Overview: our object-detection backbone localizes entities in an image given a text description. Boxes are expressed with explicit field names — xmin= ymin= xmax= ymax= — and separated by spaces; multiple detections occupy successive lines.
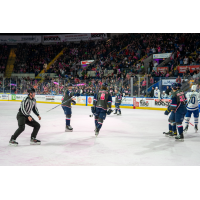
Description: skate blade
xmin=30 ymin=142 xmax=41 ymax=145
xmin=9 ymin=144 xmax=17 ymax=146
xmin=65 ymin=130 xmax=73 ymax=132
xmin=175 ymin=139 xmax=184 ymax=141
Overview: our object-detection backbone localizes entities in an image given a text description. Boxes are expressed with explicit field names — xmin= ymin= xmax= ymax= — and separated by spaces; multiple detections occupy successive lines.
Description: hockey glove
xmin=107 ymin=109 xmax=112 ymax=115
xmin=72 ymin=100 xmax=76 ymax=105
xmin=164 ymin=109 xmax=170 ymax=115
xmin=91 ymin=106 xmax=96 ymax=114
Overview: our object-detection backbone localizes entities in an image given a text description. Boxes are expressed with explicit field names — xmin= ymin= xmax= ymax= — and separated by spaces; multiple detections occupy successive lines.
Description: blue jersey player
xmin=91 ymin=83 xmax=112 ymax=136
xmin=164 ymin=83 xmax=187 ymax=140
xmin=61 ymin=83 xmax=76 ymax=132
xmin=114 ymin=89 xmax=122 ymax=115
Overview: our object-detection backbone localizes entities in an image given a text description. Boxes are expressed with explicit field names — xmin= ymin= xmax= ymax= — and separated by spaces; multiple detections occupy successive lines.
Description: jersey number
xmin=100 ymin=93 xmax=105 ymax=100
xmin=191 ymin=96 xmax=196 ymax=104
xmin=179 ymin=95 xmax=186 ymax=102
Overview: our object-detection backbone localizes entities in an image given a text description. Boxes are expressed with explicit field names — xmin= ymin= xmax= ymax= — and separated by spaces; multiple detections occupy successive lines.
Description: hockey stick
xmin=46 ymin=96 xmax=75 ymax=112
xmin=189 ymin=122 xmax=194 ymax=126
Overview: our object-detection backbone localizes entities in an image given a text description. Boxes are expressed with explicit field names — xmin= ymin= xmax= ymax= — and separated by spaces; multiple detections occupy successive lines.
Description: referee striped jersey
xmin=19 ymin=96 xmax=40 ymax=117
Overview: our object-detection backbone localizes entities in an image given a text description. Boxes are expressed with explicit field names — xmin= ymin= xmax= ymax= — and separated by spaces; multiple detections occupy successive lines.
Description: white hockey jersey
xmin=154 ymin=89 xmax=160 ymax=98
xmin=186 ymin=92 xmax=200 ymax=111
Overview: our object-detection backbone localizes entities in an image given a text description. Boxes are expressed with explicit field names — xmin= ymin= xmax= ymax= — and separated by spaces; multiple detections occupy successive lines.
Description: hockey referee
xmin=9 ymin=88 xmax=41 ymax=146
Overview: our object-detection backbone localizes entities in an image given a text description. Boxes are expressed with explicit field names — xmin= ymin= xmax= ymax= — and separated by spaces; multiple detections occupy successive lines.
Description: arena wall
xmin=0 ymin=94 xmax=169 ymax=111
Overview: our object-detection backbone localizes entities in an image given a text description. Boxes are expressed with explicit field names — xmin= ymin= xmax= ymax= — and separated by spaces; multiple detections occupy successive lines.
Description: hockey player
xmin=113 ymin=89 xmax=122 ymax=115
xmin=184 ymin=85 xmax=200 ymax=133
xmin=61 ymin=83 xmax=76 ymax=132
xmin=9 ymin=88 xmax=41 ymax=146
xmin=164 ymin=83 xmax=187 ymax=140
xmin=154 ymin=87 xmax=160 ymax=98
xmin=91 ymin=83 xmax=112 ymax=136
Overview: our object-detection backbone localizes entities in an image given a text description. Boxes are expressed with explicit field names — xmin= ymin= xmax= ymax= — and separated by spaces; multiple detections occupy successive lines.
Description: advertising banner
xmin=153 ymin=53 xmax=172 ymax=59
xmin=177 ymin=65 xmax=200 ymax=73
xmin=11 ymin=94 xmax=16 ymax=100
xmin=139 ymin=98 xmax=154 ymax=107
xmin=0 ymin=94 xmax=9 ymax=100
xmin=16 ymin=95 xmax=24 ymax=100
xmin=133 ymin=98 xmax=139 ymax=107
xmin=87 ymin=96 xmax=93 ymax=105
xmin=43 ymin=34 xmax=108 ymax=43
xmin=91 ymin=33 xmax=107 ymax=40
xmin=77 ymin=96 xmax=86 ymax=105
xmin=162 ymin=79 xmax=177 ymax=85
xmin=45 ymin=96 xmax=55 ymax=102
xmin=154 ymin=99 xmax=170 ymax=108
xmin=0 ymin=35 xmax=41 ymax=43
xmin=157 ymin=67 xmax=169 ymax=73
xmin=35 ymin=95 xmax=46 ymax=101
xmin=121 ymin=97 xmax=133 ymax=106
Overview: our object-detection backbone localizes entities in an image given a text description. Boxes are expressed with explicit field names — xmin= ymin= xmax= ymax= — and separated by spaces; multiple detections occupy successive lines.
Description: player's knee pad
xmin=66 ymin=114 xmax=71 ymax=119
xmin=171 ymin=122 xmax=176 ymax=126
xmin=176 ymin=123 xmax=182 ymax=126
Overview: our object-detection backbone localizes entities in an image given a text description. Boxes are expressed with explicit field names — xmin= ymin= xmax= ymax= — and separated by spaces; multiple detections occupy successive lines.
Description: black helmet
xmin=28 ymin=87 xmax=35 ymax=94
xmin=68 ymin=83 xmax=73 ymax=87
xmin=171 ymin=83 xmax=178 ymax=90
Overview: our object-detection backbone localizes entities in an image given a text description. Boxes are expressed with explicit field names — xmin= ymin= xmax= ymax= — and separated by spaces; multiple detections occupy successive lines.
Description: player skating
xmin=61 ymin=83 xmax=76 ymax=132
xmin=9 ymin=88 xmax=41 ymax=146
xmin=184 ymin=85 xmax=200 ymax=133
xmin=91 ymin=83 xmax=112 ymax=136
xmin=164 ymin=83 xmax=187 ymax=140
xmin=113 ymin=89 xmax=122 ymax=115
xmin=163 ymin=85 xmax=177 ymax=137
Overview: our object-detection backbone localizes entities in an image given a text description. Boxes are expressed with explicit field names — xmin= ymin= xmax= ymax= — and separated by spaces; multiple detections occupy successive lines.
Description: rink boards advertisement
xmin=0 ymin=95 xmax=170 ymax=110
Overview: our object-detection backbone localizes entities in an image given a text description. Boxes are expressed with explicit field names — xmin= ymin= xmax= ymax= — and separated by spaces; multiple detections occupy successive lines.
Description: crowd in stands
xmin=0 ymin=44 xmax=9 ymax=74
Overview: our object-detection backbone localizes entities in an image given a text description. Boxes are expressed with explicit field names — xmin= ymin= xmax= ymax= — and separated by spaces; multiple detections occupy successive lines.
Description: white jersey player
xmin=184 ymin=85 xmax=200 ymax=132
xmin=154 ymin=87 xmax=160 ymax=98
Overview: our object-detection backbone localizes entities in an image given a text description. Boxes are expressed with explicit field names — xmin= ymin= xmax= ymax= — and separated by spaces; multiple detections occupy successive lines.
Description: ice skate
xmin=30 ymin=137 xmax=41 ymax=145
xmin=163 ymin=130 xmax=172 ymax=137
xmin=65 ymin=125 xmax=73 ymax=132
xmin=183 ymin=125 xmax=188 ymax=133
xmin=169 ymin=130 xmax=177 ymax=137
xmin=195 ymin=125 xmax=198 ymax=133
xmin=95 ymin=128 xmax=100 ymax=137
xmin=9 ymin=139 xmax=18 ymax=146
xmin=175 ymin=134 xmax=184 ymax=141
xmin=117 ymin=110 xmax=121 ymax=115
xmin=113 ymin=110 xmax=117 ymax=114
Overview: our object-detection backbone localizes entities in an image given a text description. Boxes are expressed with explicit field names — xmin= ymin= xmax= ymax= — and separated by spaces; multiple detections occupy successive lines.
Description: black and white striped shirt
xmin=19 ymin=96 xmax=39 ymax=117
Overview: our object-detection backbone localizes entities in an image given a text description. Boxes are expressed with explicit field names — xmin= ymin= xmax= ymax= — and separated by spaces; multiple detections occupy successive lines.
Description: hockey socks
xmin=177 ymin=124 xmax=183 ymax=135
xmin=66 ymin=118 xmax=71 ymax=126
xmin=169 ymin=123 xmax=172 ymax=131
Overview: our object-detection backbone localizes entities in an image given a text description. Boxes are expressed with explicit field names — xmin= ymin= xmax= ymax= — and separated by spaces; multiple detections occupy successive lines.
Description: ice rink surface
xmin=1 ymin=101 xmax=200 ymax=166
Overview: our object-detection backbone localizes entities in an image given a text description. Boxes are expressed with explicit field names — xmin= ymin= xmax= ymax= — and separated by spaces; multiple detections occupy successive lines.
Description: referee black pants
xmin=11 ymin=111 xmax=41 ymax=140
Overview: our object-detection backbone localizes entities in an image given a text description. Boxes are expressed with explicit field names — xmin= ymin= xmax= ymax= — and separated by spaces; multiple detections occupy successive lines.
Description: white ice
xmin=1 ymin=101 xmax=200 ymax=166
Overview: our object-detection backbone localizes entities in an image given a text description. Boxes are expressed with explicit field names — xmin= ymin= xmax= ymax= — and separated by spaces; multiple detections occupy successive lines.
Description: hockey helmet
xmin=171 ymin=83 xmax=178 ymax=90
xmin=27 ymin=87 xmax=35 ymax=94
xmin=191 ymin=85 xmax=197 ymax=91
xmin=68 ymin=83 xmax=73 ymax=87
